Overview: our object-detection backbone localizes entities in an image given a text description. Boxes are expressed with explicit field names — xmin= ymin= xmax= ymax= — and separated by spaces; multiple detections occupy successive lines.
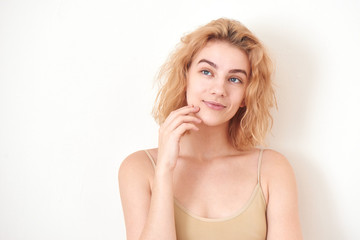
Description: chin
xmin=197 ymin=116 xmax=229 ymax=127
xmin=195 ymin=108 xmax=232 ymax=127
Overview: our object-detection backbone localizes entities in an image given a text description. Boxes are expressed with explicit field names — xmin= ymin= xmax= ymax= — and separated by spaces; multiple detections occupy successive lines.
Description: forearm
xmin=139 ymin=169 xmax=176 ymax=240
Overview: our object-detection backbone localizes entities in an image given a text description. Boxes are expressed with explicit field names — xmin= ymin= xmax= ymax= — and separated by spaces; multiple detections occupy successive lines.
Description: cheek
xmin=185 ymin=87 xmax=197 ymax=105
xmin=232 ymin=90 xmax=246 ymax=107
xmin=185 ymin=83 xmax=195 ymax=105
xmin=186 ymin=79 xmax=204 ymax=100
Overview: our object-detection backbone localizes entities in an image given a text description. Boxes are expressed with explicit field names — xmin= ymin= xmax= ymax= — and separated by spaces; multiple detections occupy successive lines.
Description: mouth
xmin=202 ymin=100 xmax=226 ymax=110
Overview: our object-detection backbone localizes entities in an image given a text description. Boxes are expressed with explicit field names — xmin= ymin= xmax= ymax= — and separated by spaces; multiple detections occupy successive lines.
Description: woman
xmin=119 ymin=18 xmax=302 ymax=240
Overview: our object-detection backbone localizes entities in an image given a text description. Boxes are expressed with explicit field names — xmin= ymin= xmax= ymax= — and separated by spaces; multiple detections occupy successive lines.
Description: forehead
xmin=191 ymin=40 xmax=250 ymax=73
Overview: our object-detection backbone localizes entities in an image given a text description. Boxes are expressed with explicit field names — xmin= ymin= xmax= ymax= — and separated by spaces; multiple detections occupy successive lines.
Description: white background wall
xmin=1 ymin=0 xmax=359 ymax=239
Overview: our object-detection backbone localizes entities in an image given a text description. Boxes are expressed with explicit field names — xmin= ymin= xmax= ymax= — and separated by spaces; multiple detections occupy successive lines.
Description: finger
xmin=159 ymin=114 xmax=201 ymax=137
xmin=163 ymin=105 xmax=200 ymax=127
xmin=173 ymin=122 xmax=199 ymax=137
xmin=166 ymin=115 xmax=201 ymax=132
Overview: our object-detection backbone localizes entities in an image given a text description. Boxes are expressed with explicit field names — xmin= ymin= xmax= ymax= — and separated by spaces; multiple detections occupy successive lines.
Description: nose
xmin=210 ymin=77 xmax=226 ymax=97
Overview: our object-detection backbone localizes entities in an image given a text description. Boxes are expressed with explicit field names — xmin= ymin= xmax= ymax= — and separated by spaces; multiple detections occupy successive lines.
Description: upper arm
xmin=263 ymin=150 xmax=303 ymax=240
xmin=118 ymin=151 xmax=153 ymax=240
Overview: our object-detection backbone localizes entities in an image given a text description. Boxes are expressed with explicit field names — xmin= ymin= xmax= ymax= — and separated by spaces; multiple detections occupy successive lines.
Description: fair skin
xmin=119 ymin=41 xmax=302 ymax=240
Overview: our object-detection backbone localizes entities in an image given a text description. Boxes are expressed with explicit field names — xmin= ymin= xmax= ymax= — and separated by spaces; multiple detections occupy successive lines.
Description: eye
xmin=201 ymin=70 xmax=212 ymax=76
xmin=229 ymin=77 xmax=242 ymax=84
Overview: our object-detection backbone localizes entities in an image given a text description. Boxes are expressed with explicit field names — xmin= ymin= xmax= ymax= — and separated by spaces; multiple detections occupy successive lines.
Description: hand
xmin=157 ymin=105 xmax=201 ymax=172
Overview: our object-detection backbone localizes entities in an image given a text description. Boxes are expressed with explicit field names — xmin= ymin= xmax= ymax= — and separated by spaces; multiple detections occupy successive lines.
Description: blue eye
xmin=201 ymin=70 xmax=212 ymax=76
xmin=229 ymin=77 xmax=242 ymax=83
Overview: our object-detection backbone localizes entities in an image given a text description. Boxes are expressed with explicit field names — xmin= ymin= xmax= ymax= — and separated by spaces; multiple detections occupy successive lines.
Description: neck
xmin=179 ymin=122 xmax=238 ymax=161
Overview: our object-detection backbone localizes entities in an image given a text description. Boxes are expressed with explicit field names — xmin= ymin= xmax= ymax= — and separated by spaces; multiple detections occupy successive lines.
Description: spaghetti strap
xmin=257 ymin=149 xmax=264 ymax=183
xmin=144 ymin=150 xmax=156 ymax=169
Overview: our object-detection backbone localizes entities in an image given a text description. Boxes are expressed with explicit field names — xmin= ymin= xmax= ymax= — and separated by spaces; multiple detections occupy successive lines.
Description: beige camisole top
xmin=144 ymin=149 xmax=267 ymax=240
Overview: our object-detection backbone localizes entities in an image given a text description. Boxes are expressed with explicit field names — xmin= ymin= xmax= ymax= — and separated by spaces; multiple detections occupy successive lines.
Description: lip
xmin=202 ymin=100 xmax=226 ymax=110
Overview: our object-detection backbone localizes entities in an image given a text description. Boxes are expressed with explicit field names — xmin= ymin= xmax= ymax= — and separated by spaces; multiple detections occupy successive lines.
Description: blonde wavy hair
xmin=152 ymin=18 xmax=276 ymax=150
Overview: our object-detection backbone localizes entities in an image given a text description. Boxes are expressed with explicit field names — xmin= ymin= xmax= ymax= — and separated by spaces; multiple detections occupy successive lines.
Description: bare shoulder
xmin=118 ymin=149 xmax=158 ymax=240
xmin=261 ymin=149 xmax=303 ymax=239
xmin=260 ymin=149 xmax=297 ymax=202
xmin=118 ymin=149 xmax=156 ymax=186
xmin=261 ymin=149 xmax=295 ymax=179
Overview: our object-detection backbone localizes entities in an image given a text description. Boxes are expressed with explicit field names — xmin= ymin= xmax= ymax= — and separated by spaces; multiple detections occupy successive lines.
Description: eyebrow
xmin=198 ymin=59 xmax=248 ymax=77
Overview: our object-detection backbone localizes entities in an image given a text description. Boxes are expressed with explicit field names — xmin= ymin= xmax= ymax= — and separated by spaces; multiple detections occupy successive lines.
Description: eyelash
xmin=200 ymin=70 xmax=243 ymax=84
xmin=229 ymin=77 xmax=243 ymax=84
xmin=201 ymin=70 xmax=212 ymax=76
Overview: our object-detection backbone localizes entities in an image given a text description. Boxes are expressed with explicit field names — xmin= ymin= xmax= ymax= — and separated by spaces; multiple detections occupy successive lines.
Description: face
xmin=186 ymin=40 xmax=250 ymax=127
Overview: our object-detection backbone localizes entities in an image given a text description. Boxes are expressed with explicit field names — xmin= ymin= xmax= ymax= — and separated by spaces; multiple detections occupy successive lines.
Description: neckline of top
xmin=143 ymin=149 xmax=266 ymax=222
xmin=173 ymin=183 xmax=265 ymax=222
